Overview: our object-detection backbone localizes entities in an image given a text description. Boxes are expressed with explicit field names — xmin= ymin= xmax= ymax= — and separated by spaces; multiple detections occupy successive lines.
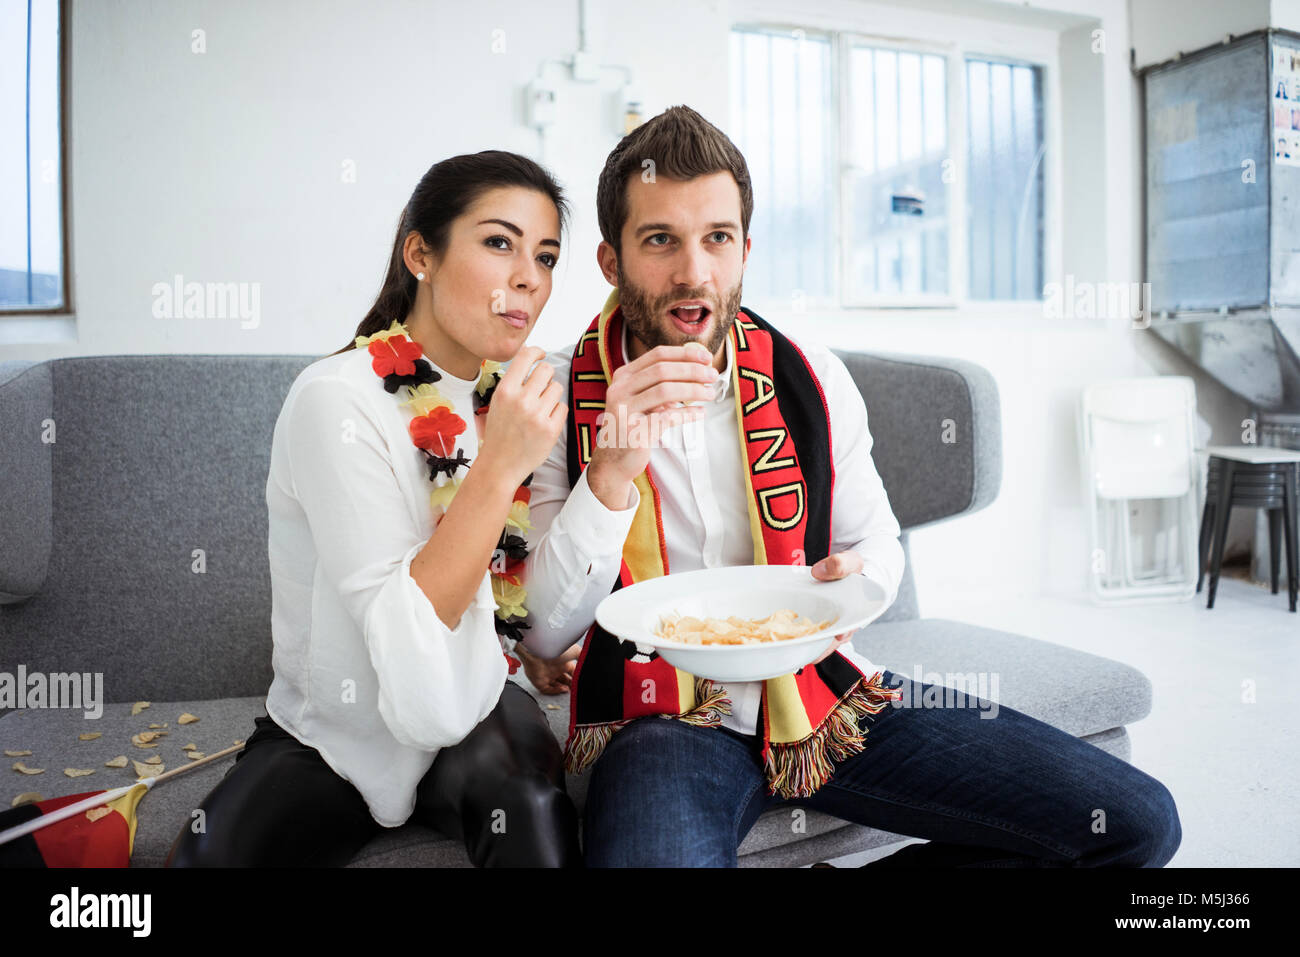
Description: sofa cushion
xmin=856 ymin=619 xmax=1153 ymax=735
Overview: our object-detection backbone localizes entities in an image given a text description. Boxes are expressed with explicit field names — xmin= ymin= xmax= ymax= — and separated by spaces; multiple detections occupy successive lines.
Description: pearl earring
xmin=416 ymin=272 xmax=425 ymax=281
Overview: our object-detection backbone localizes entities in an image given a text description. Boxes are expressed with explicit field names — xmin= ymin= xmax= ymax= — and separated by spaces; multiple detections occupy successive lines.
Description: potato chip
xmin=11 ymin=792 xmax=42 ymax=807
xmin=4 ymin=750 xmax=32 ymax=757
xmin=78 ymin=732 xmax=102 ymax=741
xmin=656 ymin=608 xmax=834 ymax=645
xmin=177 ymin=713 xmax=199 ymax=725
xmin=186 ymin=751 xmax=205 ymax=760
xmin=64 ymin=768 xmax=95 ymax=778
xmin=131 ymin=701 xmax=151 ymax=716
xmin=13 ymin=762 xmax=44 ymax=775
xmin=143 ymin=755 xmax=162 ymax=765
xmin=132 ymin=760 xmax=163 ymax=778
xmin=104 ymin=756 xmax=128 ymax=768
xmin=148 ymin=723 xmax=166 ymax=729
xmin=131 ymin=731 xmax=164 ymax=748
xmin=182 ymin=742 xmax=197 ymax=751
xmin=85 ymin=807 xmax=113 ymax=822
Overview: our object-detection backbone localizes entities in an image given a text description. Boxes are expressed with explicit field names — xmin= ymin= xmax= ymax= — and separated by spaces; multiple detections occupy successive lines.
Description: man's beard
xmin=616 ymin=265 xmax=742 ymax=358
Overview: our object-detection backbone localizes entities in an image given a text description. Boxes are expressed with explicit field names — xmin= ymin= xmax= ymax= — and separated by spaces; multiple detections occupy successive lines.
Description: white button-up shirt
xmin=264 ymin=347 xmax=508 ymax=826
xmin=522 ymin=322 xmax=905 ymax=735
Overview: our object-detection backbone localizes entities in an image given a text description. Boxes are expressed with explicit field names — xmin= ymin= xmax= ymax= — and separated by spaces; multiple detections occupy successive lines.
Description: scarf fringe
xmin=564 ymin=677 xmax=732 ymax=775
xmin=762 ymin=670 xmax=902 ymax=799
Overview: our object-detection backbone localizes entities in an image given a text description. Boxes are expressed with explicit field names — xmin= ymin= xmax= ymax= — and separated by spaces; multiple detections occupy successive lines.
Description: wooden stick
xmin=143 ymin=742 xmax=243 ymax=785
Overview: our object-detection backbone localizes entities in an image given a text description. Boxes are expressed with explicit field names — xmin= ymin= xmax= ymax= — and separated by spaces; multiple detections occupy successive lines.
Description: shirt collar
xmin=421 ymin=353 xmax=480 ymax=401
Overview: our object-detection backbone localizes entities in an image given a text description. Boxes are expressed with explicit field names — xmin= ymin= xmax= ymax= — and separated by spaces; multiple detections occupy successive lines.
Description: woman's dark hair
xmin=330 ymin=150 xmax=569 ymax=356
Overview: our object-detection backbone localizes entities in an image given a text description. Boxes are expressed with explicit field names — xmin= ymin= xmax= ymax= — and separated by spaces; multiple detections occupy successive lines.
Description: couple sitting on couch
xmin=166 ymin=105 xmax=1181 ymax=869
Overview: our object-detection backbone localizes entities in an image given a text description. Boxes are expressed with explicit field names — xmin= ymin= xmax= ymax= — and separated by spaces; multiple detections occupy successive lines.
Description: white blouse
xmin=264 ymin=345 xmax=508 ymax=827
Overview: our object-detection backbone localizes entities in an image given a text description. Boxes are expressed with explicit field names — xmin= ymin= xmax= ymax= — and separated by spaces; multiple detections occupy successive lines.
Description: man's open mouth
xmin=669 ymin=305 xmax=711 ymax=326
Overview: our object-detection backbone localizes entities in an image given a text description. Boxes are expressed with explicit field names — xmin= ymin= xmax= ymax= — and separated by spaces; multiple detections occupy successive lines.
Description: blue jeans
xmin=583 ymin=669 xmax=1181 ymax=867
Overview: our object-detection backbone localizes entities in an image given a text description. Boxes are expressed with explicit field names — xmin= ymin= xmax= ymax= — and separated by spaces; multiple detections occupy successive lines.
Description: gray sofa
xmin=0 ymin=350 xmax=1152 ymax=867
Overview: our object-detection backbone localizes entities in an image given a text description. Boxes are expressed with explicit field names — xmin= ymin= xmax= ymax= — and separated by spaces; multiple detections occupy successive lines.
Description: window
xmin=966 ymin=57 xmax=1045 ymax=301
xmin=1 ymin=0 xmax=66 ymax=313
xmin=729 ymin=25 xmax=1047 ymax=308
xmin=729 ymin=28 xmax=835 ymax=307
xmin=844 ymin=44 xmax=950 ymax=301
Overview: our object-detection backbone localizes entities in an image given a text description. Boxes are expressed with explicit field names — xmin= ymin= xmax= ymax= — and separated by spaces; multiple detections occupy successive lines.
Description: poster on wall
xmin=1274 ymin=45 xmax=1300 ymax=167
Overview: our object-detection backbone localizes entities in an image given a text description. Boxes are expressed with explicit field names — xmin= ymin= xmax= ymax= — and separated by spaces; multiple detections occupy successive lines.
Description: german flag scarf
xmin=562 ymin=289 xmax=900 ymax=798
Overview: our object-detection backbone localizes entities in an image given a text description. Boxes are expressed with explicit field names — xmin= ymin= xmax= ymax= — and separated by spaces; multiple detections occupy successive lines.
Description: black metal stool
xmin=1197 ymin=446 xmax=1300 ymax=610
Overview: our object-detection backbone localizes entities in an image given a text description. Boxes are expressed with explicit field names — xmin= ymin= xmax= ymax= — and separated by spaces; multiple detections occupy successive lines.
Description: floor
xmin=825 ymin=565 xmax=1299 ymax=867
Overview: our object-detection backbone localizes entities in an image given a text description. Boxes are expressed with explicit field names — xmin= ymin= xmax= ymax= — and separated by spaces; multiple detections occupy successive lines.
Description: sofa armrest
xmin=0 ymin=360 xmax=52 ymax=603
xmin=832 ymin=350 xmax=1002 ymax=531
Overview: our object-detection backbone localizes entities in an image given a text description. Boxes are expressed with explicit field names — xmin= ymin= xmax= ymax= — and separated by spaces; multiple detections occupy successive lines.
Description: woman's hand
xmin=517 ymin=641 xmax=580 ymax=695
xmin=478 ymin=346 xmax=567 ymax=486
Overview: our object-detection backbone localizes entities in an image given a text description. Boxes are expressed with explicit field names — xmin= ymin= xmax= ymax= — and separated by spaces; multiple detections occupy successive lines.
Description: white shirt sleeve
xmin=519 ymin=349 xmax=641 ymax=660
xmin=814 ymin=347 xmax=906 ymax=607
xmin=284 ymin=375 xmax=506 ymax=750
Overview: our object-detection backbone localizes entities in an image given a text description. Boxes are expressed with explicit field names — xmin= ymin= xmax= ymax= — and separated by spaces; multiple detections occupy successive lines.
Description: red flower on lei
xmin=409 ymin=406 xmax=467 ymax=458
xmin=368 ymin=334 xmax=423 ymax=378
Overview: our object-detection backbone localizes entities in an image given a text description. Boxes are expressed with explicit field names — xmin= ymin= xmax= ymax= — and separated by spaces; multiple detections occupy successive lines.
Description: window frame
xmin=731 ymin=16 xmax=1060 ymax=313
xmin=2 ymin=0 xmax=71 ymax=317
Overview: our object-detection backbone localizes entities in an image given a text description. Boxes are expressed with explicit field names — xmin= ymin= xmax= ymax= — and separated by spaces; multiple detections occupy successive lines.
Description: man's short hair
xmin=596 ymin=104 xmax=754 ymax=257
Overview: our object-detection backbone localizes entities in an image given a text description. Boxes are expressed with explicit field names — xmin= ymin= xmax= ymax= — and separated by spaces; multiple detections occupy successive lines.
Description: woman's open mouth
xmin=668 ymin=304 xmax=711 ymax=335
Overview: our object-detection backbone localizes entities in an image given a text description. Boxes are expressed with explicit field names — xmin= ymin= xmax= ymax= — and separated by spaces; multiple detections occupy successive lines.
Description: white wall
xmin=0 ymin=0 xmax=1258 ymax=610
xmin=1131 ymin=0 xmax=1271 ymax=69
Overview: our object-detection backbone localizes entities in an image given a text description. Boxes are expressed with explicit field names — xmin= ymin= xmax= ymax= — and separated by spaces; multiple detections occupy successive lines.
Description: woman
xmin=167 ymin=151 xmax=579 ymax=867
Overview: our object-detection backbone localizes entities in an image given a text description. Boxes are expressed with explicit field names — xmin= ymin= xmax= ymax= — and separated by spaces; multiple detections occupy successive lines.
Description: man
xmin=521 ymin=105 xmax=1182 ymax=867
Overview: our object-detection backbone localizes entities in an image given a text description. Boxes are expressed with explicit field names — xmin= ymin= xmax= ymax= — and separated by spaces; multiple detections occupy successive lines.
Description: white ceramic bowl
xmin=594 ymin=565 xmax=890 ymax=682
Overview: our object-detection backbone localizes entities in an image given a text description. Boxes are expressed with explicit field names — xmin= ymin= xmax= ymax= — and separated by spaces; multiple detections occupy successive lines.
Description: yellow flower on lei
xmin=354 ymin=320 xmax=408 ymax=349
xmin=430 ymin=477 xmax=462 ymax=514
xmin=476 ymin=360 xmax=502 ymax=398
xmin=492 ymin=577 xmax=528 ymax=620
xmin=402 ymin=382 xmax=454 ymax=417
xmin=505 ymin=500 xmax=531 ymax=533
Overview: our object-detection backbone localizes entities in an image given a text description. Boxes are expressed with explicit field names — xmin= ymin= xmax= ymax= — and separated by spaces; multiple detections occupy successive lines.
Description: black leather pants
xmin=165 ymin=682 xmax=580 ymax=867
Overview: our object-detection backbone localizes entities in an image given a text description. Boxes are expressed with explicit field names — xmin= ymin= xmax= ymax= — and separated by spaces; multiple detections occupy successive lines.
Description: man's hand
xmin=586 ymin=344 xmax=717 ymax=510
xmin=807 ymin=551 xmax=864 ymax=666
xmin=517 ymin=641 xmax=581 ymax=696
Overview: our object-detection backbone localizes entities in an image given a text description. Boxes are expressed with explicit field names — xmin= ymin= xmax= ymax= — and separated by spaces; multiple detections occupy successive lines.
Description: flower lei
xmin=354 ymin=319 xmax=531 ymax=675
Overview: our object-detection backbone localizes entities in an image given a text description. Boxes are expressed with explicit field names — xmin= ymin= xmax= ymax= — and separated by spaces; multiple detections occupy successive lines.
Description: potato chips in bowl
xmin=595 ymin=565 xmax=891 ymax=682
